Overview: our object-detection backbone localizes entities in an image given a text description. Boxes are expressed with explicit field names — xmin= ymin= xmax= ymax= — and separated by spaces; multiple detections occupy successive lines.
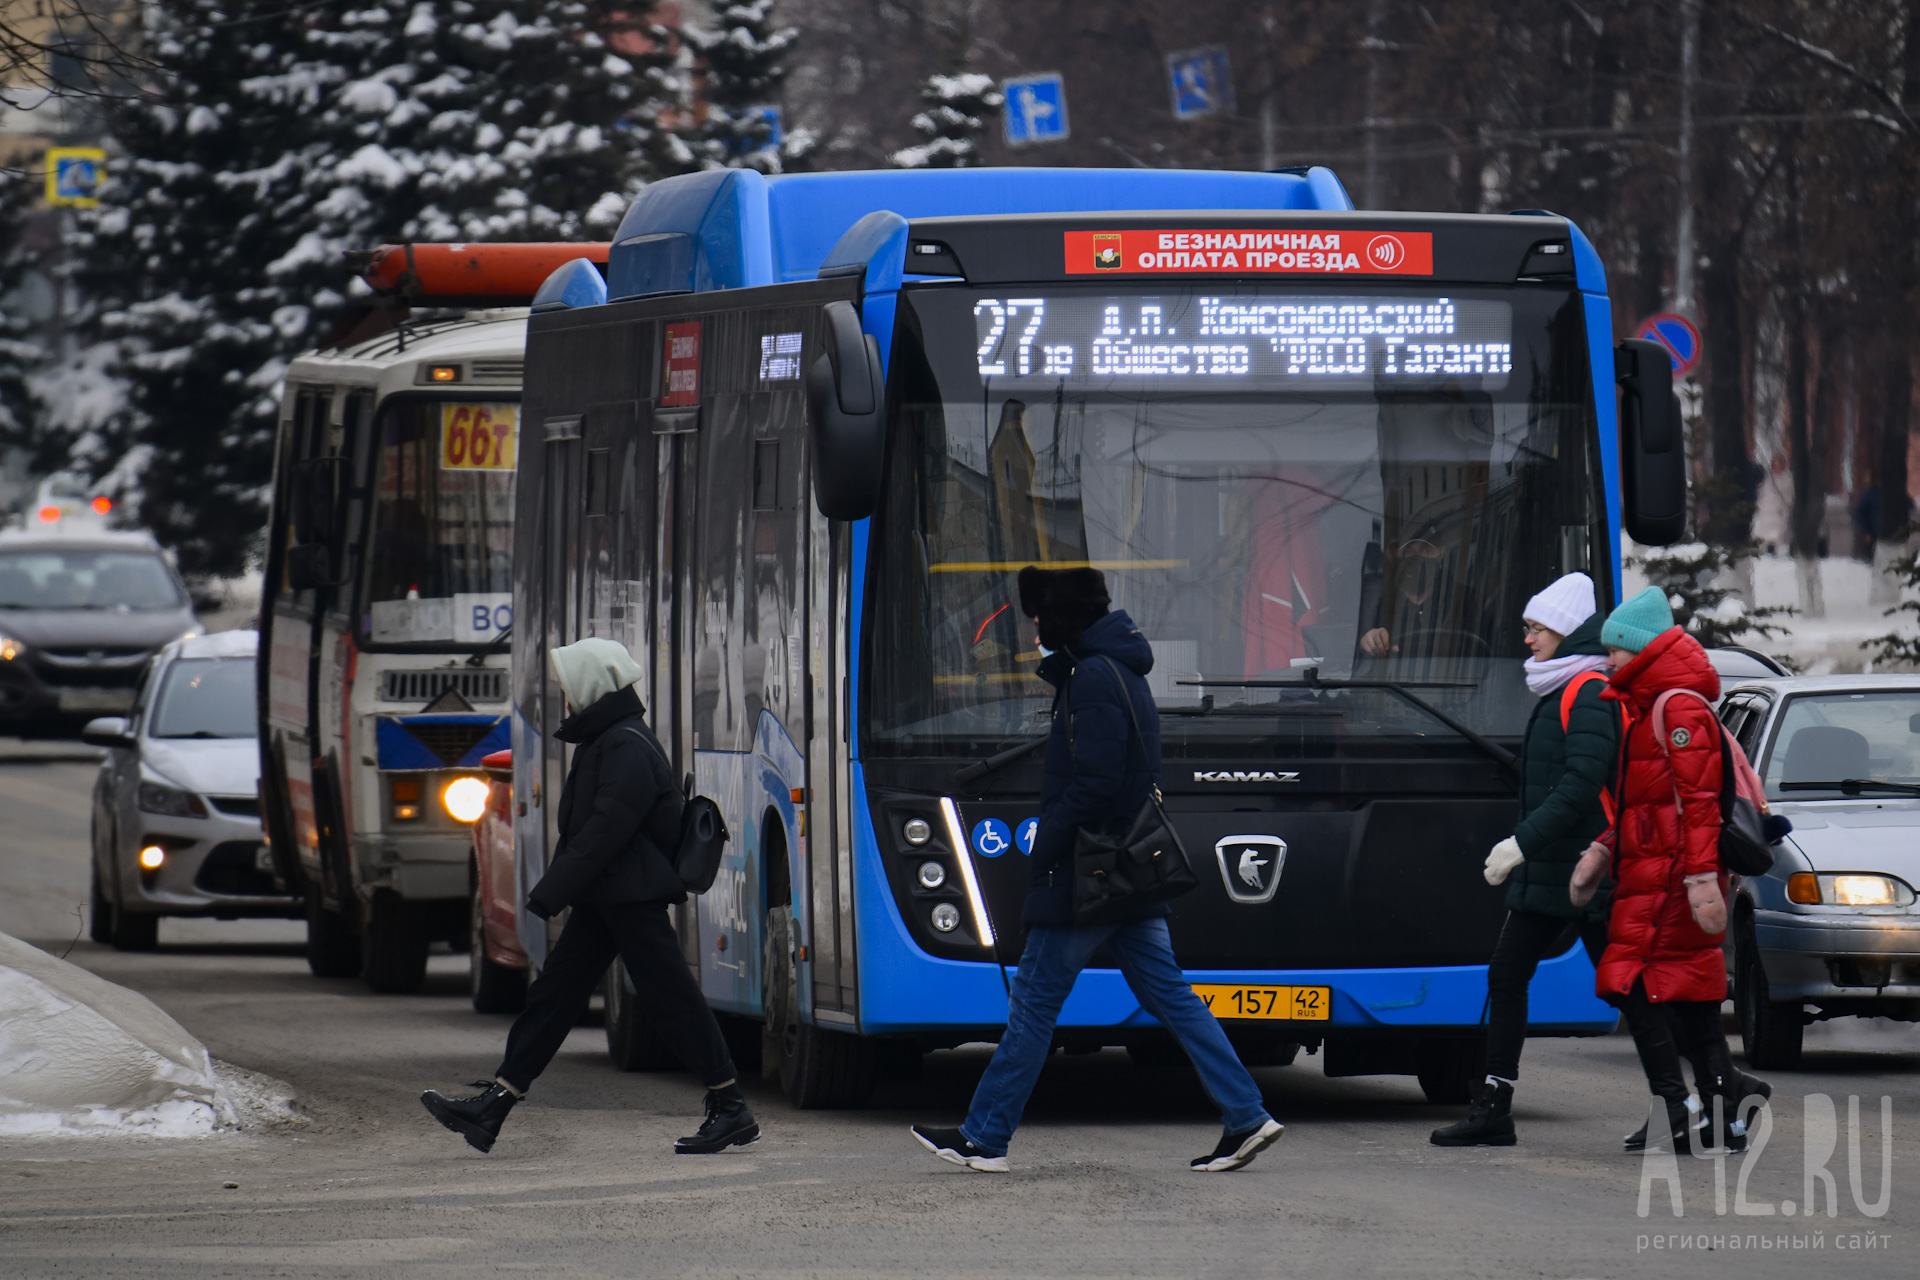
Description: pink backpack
xmin=1650 ymin=687 xmax=1776 ymax=876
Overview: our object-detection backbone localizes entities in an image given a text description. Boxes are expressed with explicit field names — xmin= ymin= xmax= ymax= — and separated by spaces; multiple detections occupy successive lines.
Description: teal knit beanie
xmin=1601 ymin=585 xmax=1675 ymax=654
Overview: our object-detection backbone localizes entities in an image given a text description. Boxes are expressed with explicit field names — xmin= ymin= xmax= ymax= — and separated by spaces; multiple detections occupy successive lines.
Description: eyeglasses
xmin=1522 ymin=622 xmax=1552 ymax=637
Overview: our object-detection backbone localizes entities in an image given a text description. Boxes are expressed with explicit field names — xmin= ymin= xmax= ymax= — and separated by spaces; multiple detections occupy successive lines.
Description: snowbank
xmin=0 ymin=930 xmax=236 ymax=1137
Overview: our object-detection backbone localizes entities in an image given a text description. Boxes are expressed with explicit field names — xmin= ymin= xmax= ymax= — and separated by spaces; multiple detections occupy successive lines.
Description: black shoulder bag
xmin=1070 ymin=657 xmax=1199 ymax=927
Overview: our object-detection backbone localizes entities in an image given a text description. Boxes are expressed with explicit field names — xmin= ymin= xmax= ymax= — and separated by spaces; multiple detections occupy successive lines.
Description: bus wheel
xmin=362 ymin=890 xmax=429 ymax=994
xmin=307 ymin=895 xmax=361 ymax=978
xmin=1414 ymin=1037 xmax=1482 ymax=1105
xmin=762 ymin=905 xmax=876 ymax=1109
xmin=469 ymin=881 xmax=527 ymax=1014
xmin=605 ymin=962 xmax=682 ymax=1070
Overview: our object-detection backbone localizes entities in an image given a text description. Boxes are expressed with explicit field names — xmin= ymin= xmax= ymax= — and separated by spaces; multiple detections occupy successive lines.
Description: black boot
xmin=421 ymin=1080 xmax=519 ymax=1153
xmin=675 ymin=1082 xmax=760 ymax=1155
xmin=1430 ymin=1078 xmax=1516 ymax=1147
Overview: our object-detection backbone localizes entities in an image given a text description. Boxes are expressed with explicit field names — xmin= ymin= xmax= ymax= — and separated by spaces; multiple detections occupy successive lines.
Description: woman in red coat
xmin=1570 ymin=587 xmax=1769 ymax=1151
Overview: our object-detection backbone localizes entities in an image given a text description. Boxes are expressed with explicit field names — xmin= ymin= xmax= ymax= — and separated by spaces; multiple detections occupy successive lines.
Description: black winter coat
xmin=526 ymin=685 xmax=684 ymax=918
xmin=1025 ymin=610 xmax=1164 ymax=927
xmin=1506 ymin=611 xmax=1618 ymax=920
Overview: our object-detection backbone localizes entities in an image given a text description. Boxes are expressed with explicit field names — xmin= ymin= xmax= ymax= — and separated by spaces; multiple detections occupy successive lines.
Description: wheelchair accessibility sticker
xmin=971 ymin=819 xmax=1013 ymax=858
xmin=1015 ymin=817 xmax=1039 ymax=856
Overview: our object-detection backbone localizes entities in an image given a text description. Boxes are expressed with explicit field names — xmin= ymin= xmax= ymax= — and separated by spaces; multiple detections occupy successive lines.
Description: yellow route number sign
xmin=441 ymin=403 xmax=517 ymax=471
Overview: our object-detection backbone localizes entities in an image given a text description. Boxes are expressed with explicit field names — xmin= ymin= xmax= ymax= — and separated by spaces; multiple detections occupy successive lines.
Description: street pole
xmin=1672 ymin=0 xmax=1700 ymax=314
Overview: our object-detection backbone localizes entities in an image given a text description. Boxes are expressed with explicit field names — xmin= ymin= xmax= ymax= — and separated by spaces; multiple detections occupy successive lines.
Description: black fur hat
xmin=1017 ymin=565 xmax=1110 ymax=650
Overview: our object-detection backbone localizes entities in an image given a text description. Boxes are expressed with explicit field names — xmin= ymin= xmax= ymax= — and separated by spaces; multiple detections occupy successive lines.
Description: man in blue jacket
xmin=912 ymin=567 xmax=1285 ymax=1173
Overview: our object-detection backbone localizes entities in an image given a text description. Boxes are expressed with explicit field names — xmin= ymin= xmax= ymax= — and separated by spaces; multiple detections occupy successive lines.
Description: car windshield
xmin=150 ymin=656 xmax=256 ymax=739
xmin=1762 ymin=690 xmax=1920 ymax=799
xmin=0 ymin=549 xmax=185 ymax=610
xmin=866 ymin=283 xmax=1608 ymax=760
xmin=361 ymin=399 xmax=516 ymax=647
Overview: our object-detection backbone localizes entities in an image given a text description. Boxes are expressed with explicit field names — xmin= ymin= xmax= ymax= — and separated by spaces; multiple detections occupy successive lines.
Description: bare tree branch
xmin=1759 ymin=20 xmax=1916 ymax=135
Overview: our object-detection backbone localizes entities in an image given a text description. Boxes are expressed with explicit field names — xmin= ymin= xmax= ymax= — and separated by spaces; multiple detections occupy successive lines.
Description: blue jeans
xmin=959 ymin=918 xmax=1272 ymax=1157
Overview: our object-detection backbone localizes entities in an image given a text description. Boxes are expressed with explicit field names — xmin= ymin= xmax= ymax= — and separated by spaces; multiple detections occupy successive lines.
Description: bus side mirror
xmin=807 ymin=300 xmax=886 ymax=521
xmin=1616 ymin=339 xmax=1687 ymax=545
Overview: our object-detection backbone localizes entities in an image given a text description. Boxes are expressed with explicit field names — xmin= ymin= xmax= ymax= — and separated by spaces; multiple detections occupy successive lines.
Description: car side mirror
xmin=80 ymin=716 xmax=135 ymax=750
xmin=806 ymin=300 xmax=886 ymax=521
xmin=1909 ymin=712 xmax=1920 ymax=735
xmin=1616 ymin=339 xmax=1687 ymax=545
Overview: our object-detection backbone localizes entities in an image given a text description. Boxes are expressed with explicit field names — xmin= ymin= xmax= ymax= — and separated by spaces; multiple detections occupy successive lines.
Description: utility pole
xmin=1672 ymin=0 xmax=1700 ymax=314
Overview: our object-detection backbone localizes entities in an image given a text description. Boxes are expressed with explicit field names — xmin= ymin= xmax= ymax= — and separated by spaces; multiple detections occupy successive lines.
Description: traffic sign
xmin=45 ymin=147 xmax=106 ymax=208
xmin=1635 ymin=312 xmax=1701 ymax=378
xmin=1167 ymin=47 xmax=1235 ymax=119
xmin=1003 ymin=73 xmax=1069 ymax=146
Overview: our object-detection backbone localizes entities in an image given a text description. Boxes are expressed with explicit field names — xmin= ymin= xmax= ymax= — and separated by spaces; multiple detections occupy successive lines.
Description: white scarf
xmin=1525 ymin=652 xmax=1610 ymax=698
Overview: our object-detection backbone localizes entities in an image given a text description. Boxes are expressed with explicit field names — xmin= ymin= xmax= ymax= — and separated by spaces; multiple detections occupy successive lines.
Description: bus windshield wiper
xmin=1182 ymin=668 xmax=1518 ymax=778
xmin=954 ymin=736 xmax=1047 ymax=789
xmin=466 ymin=623 xmax=511 ymax=667
xmin=1779 ymin=778 xmax=1920 ymax=797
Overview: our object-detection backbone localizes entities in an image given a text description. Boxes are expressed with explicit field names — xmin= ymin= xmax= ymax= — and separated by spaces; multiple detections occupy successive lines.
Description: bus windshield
xmin=361 ymin=399 xmax=516 ymax=647
xmin=866 ymin=283 xmax=1607 ymax=761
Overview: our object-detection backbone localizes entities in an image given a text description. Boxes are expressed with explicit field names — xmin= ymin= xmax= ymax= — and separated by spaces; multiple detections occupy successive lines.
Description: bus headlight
xmin=0 ymin=633 xmax=22 ymax=661
xmin=903 ymin=817 xmax=932 ymax=846
xmin=917 ymin=860 xmax=947 ymax=890
xmin=930 ymin=903 xmax=961 ymax=933
xmin=442 ymin=776 xmax=490 ymax=823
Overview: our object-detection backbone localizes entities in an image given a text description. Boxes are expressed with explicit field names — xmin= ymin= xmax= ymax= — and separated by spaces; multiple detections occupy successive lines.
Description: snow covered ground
xmin=0 ymin=930 xmax=296 ymax=1139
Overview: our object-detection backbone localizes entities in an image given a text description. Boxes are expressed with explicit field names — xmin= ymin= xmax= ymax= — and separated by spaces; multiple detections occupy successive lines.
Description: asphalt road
xmin=3 ymin=746 xmax=1918 ymax=1278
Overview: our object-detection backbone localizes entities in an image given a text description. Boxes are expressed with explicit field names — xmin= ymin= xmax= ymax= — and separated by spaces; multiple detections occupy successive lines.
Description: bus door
xmin=540 ymin=413 xmax=584 ymax=946
xmin=806 ymin=480 xmax=857 ymax=1024
xmin=655 ymin=398 xmax=700 ymax=966
xmin=315 ymin=390 xmax=371 ymax=890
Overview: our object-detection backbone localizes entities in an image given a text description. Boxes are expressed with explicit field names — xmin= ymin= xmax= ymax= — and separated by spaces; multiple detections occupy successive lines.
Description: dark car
xmin=0 ymin=530 xmax=203 ymax=733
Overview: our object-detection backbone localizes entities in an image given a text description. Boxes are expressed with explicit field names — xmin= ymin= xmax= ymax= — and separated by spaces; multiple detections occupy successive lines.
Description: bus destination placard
xmin=439 ymin=403 xmax=518 ymax=471
xmin=1067 ymin=228 xmax=1434 ymax=276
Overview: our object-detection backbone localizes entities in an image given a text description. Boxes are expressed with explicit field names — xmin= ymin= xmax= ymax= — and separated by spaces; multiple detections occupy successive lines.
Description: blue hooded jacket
xmin=1025 ymin=609 xmax=1164 ymax=926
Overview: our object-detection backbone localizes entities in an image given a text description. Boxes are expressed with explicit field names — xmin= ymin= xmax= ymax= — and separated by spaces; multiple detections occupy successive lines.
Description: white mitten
xmin=1483 ymin=837 xmax=1524 ymax=886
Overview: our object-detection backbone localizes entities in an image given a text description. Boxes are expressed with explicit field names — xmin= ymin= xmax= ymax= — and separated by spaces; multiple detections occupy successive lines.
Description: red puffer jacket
xmin=1594 ymin=627 xmax=1728 ymax=1003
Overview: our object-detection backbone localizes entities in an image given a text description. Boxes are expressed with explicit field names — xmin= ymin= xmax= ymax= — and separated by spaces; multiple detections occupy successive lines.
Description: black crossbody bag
xmin=1069 ymin=656 xmax=1199 ymax=926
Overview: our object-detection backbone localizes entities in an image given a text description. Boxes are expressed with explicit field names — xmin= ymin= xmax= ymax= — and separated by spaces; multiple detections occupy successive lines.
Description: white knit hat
xmin=1523 ymin=572 xmax=1597 ymax=637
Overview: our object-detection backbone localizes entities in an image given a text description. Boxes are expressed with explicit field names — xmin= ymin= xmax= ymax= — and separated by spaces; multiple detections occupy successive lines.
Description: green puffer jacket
xmin=1507 ymin=611 xmax=1619 ymax=920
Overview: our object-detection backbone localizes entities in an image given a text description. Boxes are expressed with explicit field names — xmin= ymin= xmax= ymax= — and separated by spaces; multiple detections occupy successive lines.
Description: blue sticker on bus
xmin=971 ymin=818 xmax=1014 ymax=858
xmin=1014 ymin=817 xmax=1039 ymax=856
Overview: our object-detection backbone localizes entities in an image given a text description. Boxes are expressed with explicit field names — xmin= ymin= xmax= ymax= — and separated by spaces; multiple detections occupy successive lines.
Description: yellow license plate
xmin=1191 ymin=984 xmax=1331 ymax=1021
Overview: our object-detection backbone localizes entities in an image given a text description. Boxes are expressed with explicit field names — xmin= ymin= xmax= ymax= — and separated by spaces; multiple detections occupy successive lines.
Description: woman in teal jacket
xmin=1431 ymin=572 xmax=1617 ymax=1146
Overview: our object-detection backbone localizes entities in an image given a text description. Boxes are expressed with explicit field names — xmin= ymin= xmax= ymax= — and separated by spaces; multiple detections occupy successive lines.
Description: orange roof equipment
xmin=357 ymin=242 xmax=611 ymax=307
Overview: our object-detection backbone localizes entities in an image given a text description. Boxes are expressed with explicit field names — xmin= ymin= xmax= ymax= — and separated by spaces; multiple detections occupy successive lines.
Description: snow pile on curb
xmin=0 ymin=930 xmax=237 ymax=1137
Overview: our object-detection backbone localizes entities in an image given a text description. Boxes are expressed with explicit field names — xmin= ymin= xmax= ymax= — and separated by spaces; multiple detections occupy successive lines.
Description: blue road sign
xmin=1003 ymin=73 xmax=1069 ymax=146
xmin=1014 ymin=816 xmax=1039 ymax=856
xmin=1635 ymin=312 xmax=1701 ymax=378
xmin=45 ymin=147 xmax=106 ymax=208
xmin=1168 ymin=47 xmax=1235 ymax=119
xmin=971 ymin=818 xmax=1014 ymax=858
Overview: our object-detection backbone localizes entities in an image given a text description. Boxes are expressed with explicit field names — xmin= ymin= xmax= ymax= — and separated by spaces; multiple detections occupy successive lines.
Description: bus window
xmin=363 ymin=399 xmax=516 ymax=646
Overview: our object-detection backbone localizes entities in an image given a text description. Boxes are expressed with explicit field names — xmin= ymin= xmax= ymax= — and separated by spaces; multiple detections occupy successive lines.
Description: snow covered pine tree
xmin=0 ymin=169 xmax=44 ymax=465
xmin=891 ymin=73 xmax=1002 ymax=169
xmin=683 ymin=0 xmax=803 ymax=173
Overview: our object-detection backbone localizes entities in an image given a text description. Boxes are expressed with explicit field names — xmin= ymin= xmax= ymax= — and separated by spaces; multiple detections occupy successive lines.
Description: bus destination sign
xmin=1066 ymin=229 xmax=1434 ymax=277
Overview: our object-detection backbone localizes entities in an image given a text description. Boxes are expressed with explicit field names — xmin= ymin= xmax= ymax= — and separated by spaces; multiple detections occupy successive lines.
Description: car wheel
xmin=1736 ymin=922 xmax=1803 ymax=1070
xmin=89 ymin=862 xmax=112 ymax=945
xmin=362 ymin=890 xmax=429 ymax=994
xmin=469 ymin=878 xmax=527 ymax=1014
xmin=761 ymin=905 xmax=876 ymax=1108
xmin=109 ymin=903 xmax=158 ymax=951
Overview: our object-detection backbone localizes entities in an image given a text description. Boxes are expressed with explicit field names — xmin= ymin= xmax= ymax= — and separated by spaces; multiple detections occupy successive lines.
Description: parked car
xmin=469 ymin=747 xmax=529 ymax=1012
xmin=1715 ymin=675 xmax=1920 ymax=1068
xmin=0 ymin=527 xmax=202 ymax=734
xmin=82 ymin=629 xmax=299 ymax=949
xmin=1707 ymin=645 xmax=1791 ymax=680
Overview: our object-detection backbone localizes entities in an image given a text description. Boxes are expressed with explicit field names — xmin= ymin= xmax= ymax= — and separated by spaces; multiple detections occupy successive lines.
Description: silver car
xmin=1716 ymin=675 xmax=1920 ymax=1068
xmin=82 ymin=629 xmax=299 ymax=949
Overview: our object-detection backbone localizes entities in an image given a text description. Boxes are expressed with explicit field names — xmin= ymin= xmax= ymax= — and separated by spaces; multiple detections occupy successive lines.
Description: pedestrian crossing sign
xmin=46 ymin=147 xmax=107 ymax=208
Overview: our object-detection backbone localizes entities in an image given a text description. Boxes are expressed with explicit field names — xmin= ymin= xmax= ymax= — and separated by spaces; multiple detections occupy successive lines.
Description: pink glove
xmin=1568 ymin=841 xmax=1610 ymax=908
xmin=1685 ymin=872 xmax=1727 ymax=935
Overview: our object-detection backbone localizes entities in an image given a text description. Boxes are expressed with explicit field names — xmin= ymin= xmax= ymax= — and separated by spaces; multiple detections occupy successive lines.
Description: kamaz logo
xmin=1192 ymin=770 xmax=1300 ymax=783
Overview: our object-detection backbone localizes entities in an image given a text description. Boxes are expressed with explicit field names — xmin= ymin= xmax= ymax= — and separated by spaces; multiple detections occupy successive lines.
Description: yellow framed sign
xmin=46 ymin=147 xmax=107 ymax=208
xmin=440 ymin=403 xmax=517 ymax=471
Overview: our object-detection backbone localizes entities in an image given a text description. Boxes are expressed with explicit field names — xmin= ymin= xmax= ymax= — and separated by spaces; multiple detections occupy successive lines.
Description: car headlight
xmin=0 ymin=633 xmax=22 ymax=661
xmin=1787 ymin=873 xmax=1915 ymax=906
xmin=442 ymin=776 xmax=490 ymax=823
xmin=137 ymin=780 xmax=208 ymax=817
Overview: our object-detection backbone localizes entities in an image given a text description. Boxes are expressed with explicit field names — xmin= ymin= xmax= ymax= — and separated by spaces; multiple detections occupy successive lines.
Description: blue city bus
xmin=511 ymin=166 xmax=1686 ymax=1107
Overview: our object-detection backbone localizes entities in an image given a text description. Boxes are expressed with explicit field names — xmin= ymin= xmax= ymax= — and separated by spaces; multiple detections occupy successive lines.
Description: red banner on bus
xmin=662 ymin=322 xmax=702 ymax=406
xmin=1065 ymin=229 xmax=1433 ymax=277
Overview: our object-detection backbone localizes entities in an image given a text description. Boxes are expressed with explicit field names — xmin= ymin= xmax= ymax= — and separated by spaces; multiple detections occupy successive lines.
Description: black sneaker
xmin=1430 ymin=1079 xmax=1516 ymax=1147
xmin=421 ymin=1080 xmax=518 ymax=1153
xmin=1190 ymin=1118 xmax=1285 ymax=1172
xmin=675 ymin=1083 xmax=760 ymax=1154
xmin=911 ymin=1124 xmax=1009 ymax=1172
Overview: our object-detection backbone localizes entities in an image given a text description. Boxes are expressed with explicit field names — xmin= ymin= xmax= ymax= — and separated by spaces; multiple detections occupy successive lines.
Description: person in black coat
xmin=421 ymin=638 xmax=756 ymax=1156
xmin=912 ymin=567 xmax=1286 ymax=1174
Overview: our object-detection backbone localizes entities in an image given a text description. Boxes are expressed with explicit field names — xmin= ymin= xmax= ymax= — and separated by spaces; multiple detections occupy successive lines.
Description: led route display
xmin=973 ymin=293 xmax=1514 ymax=389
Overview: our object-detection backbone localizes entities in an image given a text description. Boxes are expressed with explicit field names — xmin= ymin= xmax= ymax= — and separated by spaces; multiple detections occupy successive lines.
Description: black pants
xmin=495 ymin=901 xmax=736 ymax=1094
xmin=1606 ymin=976 xmax=1736 ymax=1106
xmin=1484 ymin=909 xmax=1611 ymax=1081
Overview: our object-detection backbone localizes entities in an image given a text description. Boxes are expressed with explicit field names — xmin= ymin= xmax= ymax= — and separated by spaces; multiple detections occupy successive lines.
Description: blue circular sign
xmin=1635 ymin=312 xmax=1701 ymax=378
xmin=1014 ymin=816 xmax=1040 ymax=856
xmin=971 ymin=818 xmax=1014 ymax=858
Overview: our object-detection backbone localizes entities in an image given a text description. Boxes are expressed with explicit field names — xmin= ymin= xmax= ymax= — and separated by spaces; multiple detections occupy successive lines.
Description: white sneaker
xmin=911 ymin=1124 xmax=1009 ymax=1172
xmin=1190 ymin=1118 xmax=1285 ymax=1172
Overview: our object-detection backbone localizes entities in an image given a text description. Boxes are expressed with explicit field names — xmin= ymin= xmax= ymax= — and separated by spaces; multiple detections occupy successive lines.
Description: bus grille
xmin=380 ymin=669 xmax=507 ymax=704
xmin=469 ymin=359 xmax=522 ymax=385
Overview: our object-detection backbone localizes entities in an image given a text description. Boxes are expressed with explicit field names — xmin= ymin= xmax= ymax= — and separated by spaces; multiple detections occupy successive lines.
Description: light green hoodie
xmin=548 ymin=637 xmax=645 ymax=711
